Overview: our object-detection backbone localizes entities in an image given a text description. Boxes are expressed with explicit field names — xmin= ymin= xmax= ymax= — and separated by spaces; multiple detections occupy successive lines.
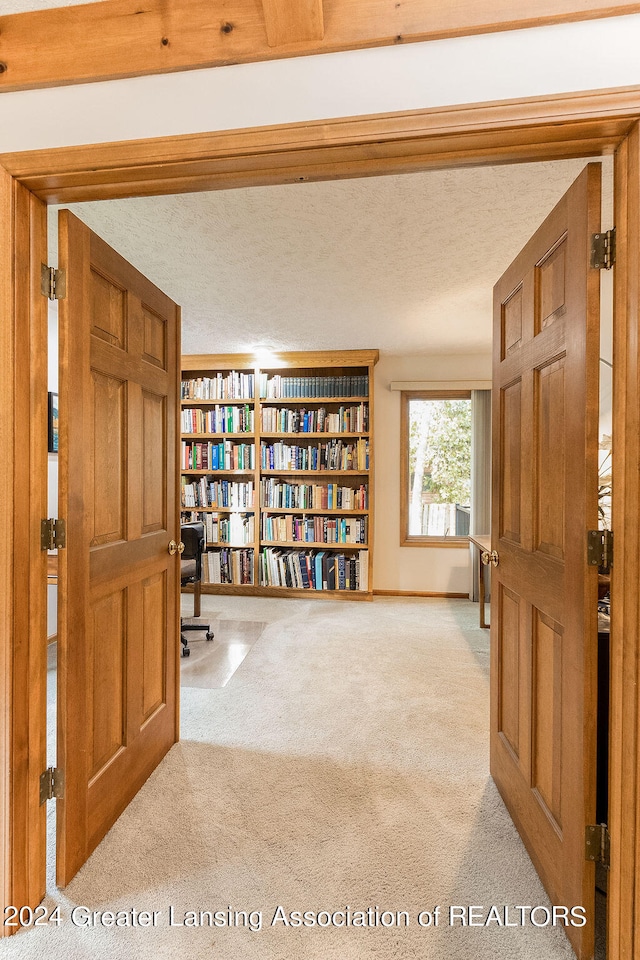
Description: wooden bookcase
xmin=180 ymin=350 xmax=378 ymax=600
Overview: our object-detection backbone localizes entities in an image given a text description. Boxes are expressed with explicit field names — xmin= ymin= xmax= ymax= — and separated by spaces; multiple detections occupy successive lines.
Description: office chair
xmin=180 ymin=521 xmax=214 ymax=657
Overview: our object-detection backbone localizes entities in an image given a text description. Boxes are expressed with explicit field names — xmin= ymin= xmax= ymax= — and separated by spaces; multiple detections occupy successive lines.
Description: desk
xmin=469 ymin=534 xmax=491 ymax=629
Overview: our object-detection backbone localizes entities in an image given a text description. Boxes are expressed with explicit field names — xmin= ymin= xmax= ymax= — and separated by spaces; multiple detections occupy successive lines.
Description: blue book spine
xmin=298 ymin=553 xmax=310 ymax=589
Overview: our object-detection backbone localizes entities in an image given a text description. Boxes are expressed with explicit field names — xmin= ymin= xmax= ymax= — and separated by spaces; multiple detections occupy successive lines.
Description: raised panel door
xmin=491 ymin=164 xmax=601 ymax=959
xmin=57 ymin=211 xmax=180 ymax=886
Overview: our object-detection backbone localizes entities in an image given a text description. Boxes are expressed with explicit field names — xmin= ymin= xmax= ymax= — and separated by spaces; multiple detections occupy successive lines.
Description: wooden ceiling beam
xmin=0 ymin=0 xmax=639 ymax=93
xmin=261 ymin=0 xmax=324 ymax=46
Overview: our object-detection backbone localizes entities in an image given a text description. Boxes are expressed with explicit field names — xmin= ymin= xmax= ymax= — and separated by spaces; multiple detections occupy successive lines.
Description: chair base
xmin=180 ymin=620 xmax=214 ymax=658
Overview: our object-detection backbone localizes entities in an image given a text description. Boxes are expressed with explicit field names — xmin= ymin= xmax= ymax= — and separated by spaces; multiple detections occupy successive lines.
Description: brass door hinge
xmin=39 ymin=767 xmax=64 ymax=804
xmin=587 ymin=529 xmax=613 ymax=573
xmin=41 ymin=264 xmax=66 ymax=301
xmin=591 ymin=229 xmax=616 ymax=270
xmin=41 ymin=518 xmax=66 ymax=551
xmin=585 ymin=823 xmax=610 ymax=868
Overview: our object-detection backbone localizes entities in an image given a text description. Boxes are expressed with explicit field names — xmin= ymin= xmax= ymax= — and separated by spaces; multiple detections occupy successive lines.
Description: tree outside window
xmin=401 ymin=391 xmax=472 ymax=544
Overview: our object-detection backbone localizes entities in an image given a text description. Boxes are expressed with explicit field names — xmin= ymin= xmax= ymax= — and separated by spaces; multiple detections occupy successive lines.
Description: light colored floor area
xmin=15 ymin=596 xmax=579 ymax=960
xmin=179 ymin=617 xmax=265 ymax=688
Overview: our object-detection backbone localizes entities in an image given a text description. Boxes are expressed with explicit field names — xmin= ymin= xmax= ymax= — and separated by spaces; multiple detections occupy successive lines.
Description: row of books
xmin=182 ymin=405 xmax=254 ymax=435
xmin=262 ymin=514 xmax=368 ymax=545
xmin=198 ymin=513 xmax=255 ymax=545
xmin=180 ymin=510 xmax=254 ymax=545
xmin=182 ymin=441 xmax=255 ymax=471
xmin=259 ymin=374 xmax=369 ymax=399
xmin=182 ymin=373 xmax=255 ymax=400
xmin=259 ymin=548 xmax=369 ymax=591
xmin=260 ymin=479 xmax=368 ymax=510
xmin=181 ymin=478 xmax=255 ymax=509
xmin=260 ymin=404 xmax=368 ymax=434
xmin=261 ymin=439 xmax=369 ymax=472
xmin=201 ymin=548 xmax=254 ymax=585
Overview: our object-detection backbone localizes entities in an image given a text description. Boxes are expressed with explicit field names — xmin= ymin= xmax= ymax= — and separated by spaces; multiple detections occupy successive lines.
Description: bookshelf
xmin=180 ymin=350 xmax=378 ymax=600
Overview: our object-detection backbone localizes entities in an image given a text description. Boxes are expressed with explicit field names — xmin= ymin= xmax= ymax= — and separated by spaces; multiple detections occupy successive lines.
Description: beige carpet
xmin=9 ymin=596 xmax=577 ymax=960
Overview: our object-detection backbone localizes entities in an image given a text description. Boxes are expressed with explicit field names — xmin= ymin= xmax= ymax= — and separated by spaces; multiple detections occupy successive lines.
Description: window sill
xmin=400 ymin=537 xmax=470 ymax=549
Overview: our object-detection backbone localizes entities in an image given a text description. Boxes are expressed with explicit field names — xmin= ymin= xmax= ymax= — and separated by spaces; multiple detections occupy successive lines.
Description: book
xmin=298 ymin=554 xmax=310 ymax=588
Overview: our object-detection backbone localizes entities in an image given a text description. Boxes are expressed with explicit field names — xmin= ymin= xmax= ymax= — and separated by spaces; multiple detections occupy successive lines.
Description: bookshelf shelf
xmin=181 ymin=398 xmax=255 ymax=405
xmin=181 ymin=433 xmax=255 ymax=439
xmin=261 ymin=541 xmax=368 ymax=550
xmin=260 ymin=431 xmax=368 ymax=439
xmin=182 ymin=469 xmax=255 ymax=476
xmin=261 ymin=507 xmax=367 ymax=516
xmin=183 ymin=505 xmax=255 ymax=513
xmin=255 ymin=586 xmax=372 ymax=601
xmin=185 ymin=583 xmax=370 ymax=601
xmin=261 ymin=469 xmax=369 ymax=476
xmin=259 ymin=396 xmax=369 ymax=405
xmin=209 ymin=542 xmax=257 ymax=548
xmin=181 ymin=350 xmax=378 ymax=600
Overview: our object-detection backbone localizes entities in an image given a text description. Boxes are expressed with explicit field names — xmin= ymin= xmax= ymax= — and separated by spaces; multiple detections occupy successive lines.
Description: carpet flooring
xmin=7 ymin=596 xmax=579 ymax=960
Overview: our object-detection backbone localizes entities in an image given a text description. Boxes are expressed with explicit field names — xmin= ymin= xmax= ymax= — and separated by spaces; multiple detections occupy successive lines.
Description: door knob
xmin=481 ymin=550 xmax=499 ymax=567
xmin=177 ymin=541 xmax=185 ymax=554
xmin=168 ymin=540 xmax=178 ymax=555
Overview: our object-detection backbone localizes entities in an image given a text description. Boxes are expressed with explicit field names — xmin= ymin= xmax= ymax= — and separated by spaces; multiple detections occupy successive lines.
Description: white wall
xmin=373 ymin=353 xmax=491 ymax=594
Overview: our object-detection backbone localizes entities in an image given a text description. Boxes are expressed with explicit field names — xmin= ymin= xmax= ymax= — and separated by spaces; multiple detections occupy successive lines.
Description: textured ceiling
xmin=52 ymin=157 xmax=611 ymax=357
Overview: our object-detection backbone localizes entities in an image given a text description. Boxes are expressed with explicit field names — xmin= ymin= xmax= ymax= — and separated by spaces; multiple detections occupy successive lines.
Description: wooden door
xmin=491 ymin=163 xmax=600 ymax=959
xmin=57 ymin=211 xmax=180 ymax=886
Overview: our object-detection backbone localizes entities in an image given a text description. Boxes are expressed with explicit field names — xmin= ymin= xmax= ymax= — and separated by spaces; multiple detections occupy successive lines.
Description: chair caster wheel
xmin=182 ymin=647 xmax=191 ymax=657
xmin=206 ymin=632 xmax=215 ymax=642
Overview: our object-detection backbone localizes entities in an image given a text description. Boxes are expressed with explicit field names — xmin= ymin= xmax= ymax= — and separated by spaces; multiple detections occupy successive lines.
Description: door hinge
xmin=587 ymin=529 xmax=613 ymax=573
xmin=41 ymin=264 xmax=66 ymax=301
xmin=585 ymin=823 xmax=610 ymax=868
xmin=591 ymin=228 xmax=616 ymax=270
xmin=39 ymin=767 xmax=64 ymax=805
xmin=41 ymin=518 xmax=66 ymax=551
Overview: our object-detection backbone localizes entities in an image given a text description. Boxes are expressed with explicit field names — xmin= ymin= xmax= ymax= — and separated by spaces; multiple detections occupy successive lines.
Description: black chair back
xmin=180 ymin=522 xmax=205 ymax=584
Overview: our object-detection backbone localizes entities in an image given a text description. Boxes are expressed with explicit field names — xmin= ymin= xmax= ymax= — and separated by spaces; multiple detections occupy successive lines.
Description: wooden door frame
xmin=609 ymin=121 xmax=640 ymax=958
xmin=0 ymin=167 xmax=49 ymax=929
xmin=1 ymin=87 xmax=639 ymax=955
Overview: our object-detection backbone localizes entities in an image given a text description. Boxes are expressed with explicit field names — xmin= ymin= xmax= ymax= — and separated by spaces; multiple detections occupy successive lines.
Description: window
xmin=400 ymin=391 xmax=472 ymax=545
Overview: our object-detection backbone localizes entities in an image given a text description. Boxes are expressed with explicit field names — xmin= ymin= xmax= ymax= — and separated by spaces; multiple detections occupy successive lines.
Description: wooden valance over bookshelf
xmin=180 ymin=349 xmax=378 ymax=600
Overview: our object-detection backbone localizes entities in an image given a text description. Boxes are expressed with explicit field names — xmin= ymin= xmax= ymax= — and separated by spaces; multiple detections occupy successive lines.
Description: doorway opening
xmin=39 ymin=152 xmax=614 ymax=959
